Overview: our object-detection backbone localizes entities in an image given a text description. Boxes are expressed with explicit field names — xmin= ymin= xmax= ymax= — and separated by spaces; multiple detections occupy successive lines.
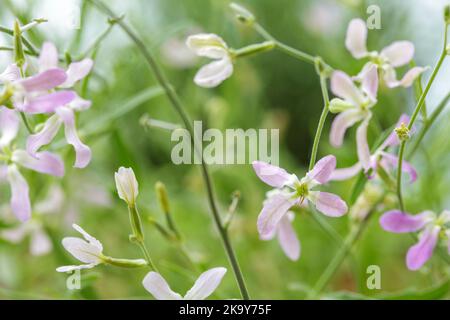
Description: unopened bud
xmin=329 ymin=98 xmax=354 ymax=113
xmin=444 ymin=5 xmax=450 ymax=24
xmin=395 ymin=123 xmax=410 ymax=141
xmin=230 ymin=3 xmax=255 ymax=25
xmin=13 ymin=20 xmax=25 ymax=68
xmin=155 ymin=181 xmax=170 ymax=214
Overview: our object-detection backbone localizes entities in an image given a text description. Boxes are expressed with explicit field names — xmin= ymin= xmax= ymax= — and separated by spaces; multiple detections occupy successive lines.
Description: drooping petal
xmin=56 ymin=264 xmax=96 ymax=273
xmin=331 ymin=70 xmax=365 ymax=106
xmin=406 ymin=226 xmax=440 ymax=271
xmin=257 ymin=192 xmax=297 ymax=237
xmin=61 ymin=237 xmax=102 ymax=264
xmin=142 ymin=272 xmax=183 ymax=300
xmin=330 ymin=109 xmax=365 ymax=147
xmin=30 ymin=228 xmax=52 ymax=256
xmin=252 ymin=161 xmax=292 ymax=188
xmin=18 ymin=68 xmax=67 ymax=92
xmin=22 ymin=91 xmax=76 ymax=114
xmin=184 ymin=267 xmax=227 ymax=300
xmin=39 ymin=42 xmax=59 ymax=71
xmin=56 ymin=106 xmax=91 ymax=168
xmin=345 ymin=19 xmax=368 ymax=59
xmin=26 ymin=115 xmax=62 ymax=156
xmin=361 ymin=63 xmax=378 ymax=101
xmin=307 ymin=155 xmax=336 ymax=184
xmin=0 ymin=64 xmax=21 ymax=82
xmin=277 ymin=213 xmax=300 ymax=261
xmin=7 ymin=164 xmax=31 ymax=222
xmin=380 ymin=210 xmax=434 ymax=233
xmin=0 ymin=106 xmax=20 ymax=147
xmin=398 ymin=66 xmax=427 ymax=88
xmin=60 ymin=59 xmax=94 ymax=88
xmin=313 ymin=191 xmax=348 ymax=217
xmin=12 ymin=150 xmax=64 ymax=177
xmin=194 ymin=58 xmax=233 ymax=88
xmin=379 ymin=152 xmax=417 ymax=183
xmin=186 ymin=34 xmax=229 ymax=59
xmin=380 ymin=41 xmax=414 ymax=67
xmin=330 ymin=162 xmax=362 ymax=181
xmin=356 ymin=116 xmax=372 ymax=171
xmin=72 ymin=224 xmax=103 ymax=251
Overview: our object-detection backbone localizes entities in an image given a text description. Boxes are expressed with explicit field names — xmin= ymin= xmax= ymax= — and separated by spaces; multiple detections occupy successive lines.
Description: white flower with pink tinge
xmin=345 ymin=18 xmax=426 ymax=88
xmin=252 ymin=155 xmax=348 ymax=252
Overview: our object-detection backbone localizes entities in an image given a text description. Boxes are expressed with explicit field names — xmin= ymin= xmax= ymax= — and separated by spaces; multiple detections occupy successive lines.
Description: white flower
xmin=143 ymin=267 xmax=227 ymax=300
xmin=56 ymin=224 xmax=104 ymax=272
xmin=186 ymin=34 xmax=233 ymax=88
xmin=114 ymin=167 xmax=139 ymax=207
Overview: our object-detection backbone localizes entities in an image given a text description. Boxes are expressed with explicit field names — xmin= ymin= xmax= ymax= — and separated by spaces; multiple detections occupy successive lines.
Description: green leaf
xmin=377 ymin=279 xmax=450 ymax=300
xmin=349 ymin=171 xmax=366 ymax=205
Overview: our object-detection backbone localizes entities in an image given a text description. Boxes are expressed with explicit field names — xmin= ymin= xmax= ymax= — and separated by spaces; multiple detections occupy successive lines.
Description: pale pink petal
xmin=22 ymin=91 xmax=76 ymax=114
xmin=7 ymin=164 xmax=31 ymax=222
xmin=380 ymin=41 xmax=414 ymax=67
xmin=380 ymin=152 xmax=417 ymax=183
xmin=330 ymin=162 xmax=363 ymax=181
xmin=252 ymin=161 xmax=292 ymax=188
xmin=361 ymin=64 xmax=378 ymax=101
xmin=68 ymin=95 xmax=92 ymax=111
xmin=0 ymin=106 xmax=20 ymax=147
xmin=0 ymin=64 xmax=21 ymax=82
xmin=277 ymin=213 xmax=300 ymax=261
xmin=194 ymin=58 xmax=233 ymax=88
xmin=307 ymin=155 xmax=336 ymax=184
xmin=398 ymin=67 xmax=427 ymax=88
xmin=19 ymin=68 xmax=67 ymax=92
xmin=56 ymin=107 xmax=91 ymax=168
xmin=356 ymin=116 xmax=372 ymax=171
xmin=39 ymin=42 xmax=59 ymax=72
xmin=331 ymin=70 xmax=365 ymax=106
xmin=257 ymin=192 xmax=296 ymax=237
xmin=330 ymin=109 xmax=365 ymax=147
xmin=345 ymin=19 xmax=368 ymax=59
xmin=314 ymin=192 xmax=347 ymax=217
xmin=61 ymin=59 xmax=94 ymax=88
xmin=12 ymin=150 xmax=64 ymax=177
xmin=383 ymin=66 xmax=400 ymax=88
xmin=406 ymin=226 xmax=440 ymax=271
xmin=30 ymin=228 xmax=52 ymax=256
xmin=26 ymin=115 xmax=62 ymax=156
xmin=380 ymin=210 xmax=433 ymax=233
xmin=184 ymin=267 xmax=227 ymax=300
xmin=142 ymin=272 xmax=183 ymax=300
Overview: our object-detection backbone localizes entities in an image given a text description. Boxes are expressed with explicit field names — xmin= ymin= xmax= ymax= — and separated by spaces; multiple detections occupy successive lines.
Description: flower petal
xmin=277 ymin=213 xmax=300 ymax=261
xmin=39 ymin=42 xmax=59 ymax=72
xmin=398 ymin=66 xmax=427 ymax=88
xmin=56 ymin=106 xmax=91 ymax=168
xmin=257 ymin=192 xmax=296 ymax=237
xmin=380 ymin=152 xmax=417 ymax=183
xmin=61 ymin=237 xmax=102 ymax=264
xmin=356 ymin=116 xmax=372 ymax=171
xmin=22 ymin=91 xmax=76 ymax=114
xmin=252 ymin=161 xmax=292 ymax=188
xmin=380 ymin=210 xmax=434 ymax=233
xmin=7 ymin=164 xmax=31 ymax=222
xmin=194 ymin=58 xmax=233 ymax=88
xmin=345 ymin=19 xmax=368 ymax=59
xmin=184 ymin=267 xmax=227 ymax=300
xmin=330 ymin=109 xmax=365 ymax=147
xmin=361 ymin=63 xmax=378 ymax=101
xmin=72 ymin=224 xmax=103 ymax=251
xmin=60 ymin=59 xmax=94 ymax=88
xmin=19 ymin=68 xmax=67 ymax=92
xmin=142 ymin=272 xmax=183 ymax=300
xmin=406 ymin=226 xmax=440 ymax=271
xmin=12 ymin=150 xmax=64 ymax=177
xmin=307 ymin=155 xmax=336 ymax=184
xmin=186 ymin=34 xmax=229 ymax=59
xmin=313 ymin=191 xmax=347 ymax=217
xmin=30 ymin=228 xmax=52 ymax=256
xmin=26 ymin=115 xmax=62 ymax=156
xmin=0 ymin=106 xmax=19 ymax=147
xmin=56 ymin=264 xmax=96 ymax=273
xmin=0 ymin=64 xmax=21 ymax=82
xmin=380 ymin=41 xmax=414 ymax=67
xmin=331 ymin=70 xmax=365 ymax=106
xmin=330 ymin=162 xmax=363 ymax=181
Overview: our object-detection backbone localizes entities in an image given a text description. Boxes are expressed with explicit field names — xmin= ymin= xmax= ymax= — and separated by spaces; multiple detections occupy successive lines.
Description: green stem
xmin=396 ymin=143 xmax=406 ymax=212
xmin=89 ymin=0 xmax=250 ymax=300
xmin=137 ymin=241 xmax=158 ymax=271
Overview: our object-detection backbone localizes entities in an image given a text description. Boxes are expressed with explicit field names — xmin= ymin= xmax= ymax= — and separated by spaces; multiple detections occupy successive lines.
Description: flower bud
xmin=13 ymin=20 xmax=25 ymax=68
xmin=230 ymin=3 xmax=255 ymax=25
xmin=444 ymin=5 xmax=450 ymax=24
xmin=155 ymin=181 xmax=170 ymax=214
xmin=115 ymin=167 xmax=139 ymax=207
xmin=328 ymin=98 xmax=354 ymax=113
xmin=394 ymin=123 xmax=410 ymax=141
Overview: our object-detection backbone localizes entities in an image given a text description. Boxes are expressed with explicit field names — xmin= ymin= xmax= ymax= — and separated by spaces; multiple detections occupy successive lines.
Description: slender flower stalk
xmin=89 ymin=0 xmax=250 ymax=300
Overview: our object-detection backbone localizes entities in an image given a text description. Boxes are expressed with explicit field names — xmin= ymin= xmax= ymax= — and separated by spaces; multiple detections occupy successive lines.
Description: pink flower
xmin=331 ymin=114 xmax=417 ymax=182
xmin=345 ymin=18 xmax=426 ymax=88
xmin=329 ymin=65 xmax=378 ymax=170
xmin=380 ymin=210 xmax=450 ymax=270
xmin=26 ymin=42 xmax=93 ymax=168
xmin=252 ymin=155 xmax=347 ymax=241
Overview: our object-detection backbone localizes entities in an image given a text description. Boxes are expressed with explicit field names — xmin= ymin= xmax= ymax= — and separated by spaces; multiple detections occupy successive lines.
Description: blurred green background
xmin=0 ymin=0 xmax=449 ymax=299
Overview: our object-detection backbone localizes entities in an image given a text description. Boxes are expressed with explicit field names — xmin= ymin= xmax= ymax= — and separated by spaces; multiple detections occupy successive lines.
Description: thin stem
xmin=78 ymin=19 xmax=118 ymax=59
xmin=137 ymin=241 xmax=158 ymax=271
xmin=19 ymin=111 xmax=33 ymax=134
xmin=396 ymin=143 xmax=406 ymax=212
xmin=88 ymin=0 xmax=250 ymax=300
xmin=0 ymin=24 xmax=38 ymax=56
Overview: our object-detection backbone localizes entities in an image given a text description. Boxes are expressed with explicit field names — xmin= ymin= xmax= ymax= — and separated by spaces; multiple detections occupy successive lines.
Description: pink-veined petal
xmin=12 ymin=150 xmax=64 ymax=177
xmin=252 ymin=161 xmax=292 ymax=188
xmin=277 ymin=213 xmax=300 ymax=261
xmin=345 ymin=19 xmax=368 ymax=59
xmin=331 ymin=70 xmax=365 ymax=106
xmin=398 ymin=66 xmax=427 ymax=88
xmin=56 ymin=107 xmax=91 ymax=168
xmin=0 ymin=106 xmax=19 ymax=147
xmin=194 ymin=58 xmax=233 ymax=88
xmin=330 ymin=162 xmax=363 ymax=181
xmin=307 ymin=155 xmax=336 ymax=184
xmin=142 ymin=272 xmax=183 ymax=300
xmin=330 ymin=109 xmax=365 ymax=147
xmin=26 ymin=115 xmax=62 ymax=156
xmin=380 ymin=210 xmax=433 ymax=233
xmin=406 ymin=226 xmax=440 ymax=271
xmin=257 ymin=192 xmax=296 ymax=237
xmin=380 ymin=152 xmax=417 ymax=183
xmin=61 ymin=59 xmax=94 ymax=88
xmin=361 ymin=63 xmax=378 ymax=101
xmin=22 ymin=91 xmax=76 ymax=114
xmin=7 ymin=164 xmax=31 ymax=222
xmin=356 ymin=116 xmax=372 ymax=171
xmin=0 ymin=64 xmax=21 ymax=82
xmin=313 ymin=191 xmax=347 ymax=217
xmin=380 ymin=41 xmax=414 ymax=67
xmin=19 ymin=68 xmax=67 ymax=92
xmin=184 ymin=267 xmax=227 ymax=300
xmin=39 ymin=42 xmax=59 ymax=71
